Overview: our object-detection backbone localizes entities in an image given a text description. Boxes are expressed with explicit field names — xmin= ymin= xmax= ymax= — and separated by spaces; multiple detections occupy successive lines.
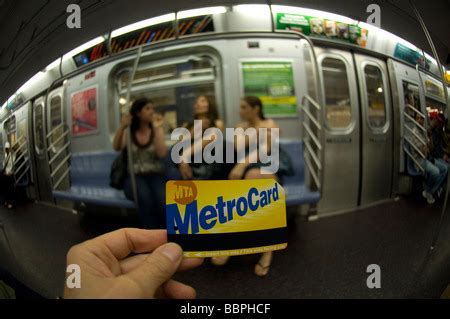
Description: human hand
xmin=153 ymin=113 xmax=165 ymax=129
xmin=179 ymin=162 xmax=193 ymax=180
xmin=228 ymin=163 xmax=246 ymax=180
xmin=120 ymin=114 xmax=132 ymax=128
xmin=64 ymin=228 xmax=203 ymax=299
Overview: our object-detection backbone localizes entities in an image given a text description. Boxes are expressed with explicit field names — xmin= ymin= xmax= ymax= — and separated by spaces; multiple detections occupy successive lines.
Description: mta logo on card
xmin=166 ymin=180 xmax=288 ymax=257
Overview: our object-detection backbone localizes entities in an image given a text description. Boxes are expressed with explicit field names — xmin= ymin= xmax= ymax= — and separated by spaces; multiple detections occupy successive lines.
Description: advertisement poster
xmin=276 ymin=13 xmax=368 ymax=48
xmin=241 ymin=61 xmax=297 ymax=117
xmin=71 ymin=86 xmax=98 ymax=136
xmin=393 ymin=43 xmax=431 ymax=70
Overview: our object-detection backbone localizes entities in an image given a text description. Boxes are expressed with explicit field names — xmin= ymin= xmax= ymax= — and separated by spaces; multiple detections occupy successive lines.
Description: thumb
xmin=125 ymin=243 xmax=183 ymax=297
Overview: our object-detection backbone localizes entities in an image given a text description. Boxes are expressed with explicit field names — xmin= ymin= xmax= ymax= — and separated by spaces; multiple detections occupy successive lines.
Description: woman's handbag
xmin=110 ymin=148 xmax=128 ymax=190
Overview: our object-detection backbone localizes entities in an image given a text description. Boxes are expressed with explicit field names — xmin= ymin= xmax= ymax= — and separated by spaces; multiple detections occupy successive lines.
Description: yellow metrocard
xmin=166 ymin=179 xmax=287 ymax=258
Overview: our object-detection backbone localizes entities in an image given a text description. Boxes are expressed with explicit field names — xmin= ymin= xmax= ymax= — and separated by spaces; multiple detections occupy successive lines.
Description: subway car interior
xmin=1 ymin=0 xmax=450 ymax=299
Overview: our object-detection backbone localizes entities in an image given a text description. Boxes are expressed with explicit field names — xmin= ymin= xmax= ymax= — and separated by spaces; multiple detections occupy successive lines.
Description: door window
xmin=364 ymin=65 xmax=387 ymax=129
xmin=321 ymin=58 xmax=352 ymax=129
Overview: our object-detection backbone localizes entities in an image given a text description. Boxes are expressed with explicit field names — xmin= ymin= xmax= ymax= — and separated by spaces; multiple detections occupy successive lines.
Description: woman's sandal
xmin=211 ymin=256 xmax=230 ymax=266
xmin=254 ymin=261 xmax=271 ymax=277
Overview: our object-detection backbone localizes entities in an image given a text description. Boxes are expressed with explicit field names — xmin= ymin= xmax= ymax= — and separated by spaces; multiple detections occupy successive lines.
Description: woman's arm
xmin=180 ymin=120 xmax=225 ymax=163
xmin=152 ymin=113 xmax=168 ymax=159
xmin=112 ymin=114 xmax=132 ymax=151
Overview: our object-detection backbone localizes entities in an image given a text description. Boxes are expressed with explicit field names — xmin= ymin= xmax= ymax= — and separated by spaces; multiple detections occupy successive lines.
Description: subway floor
xmin=1 ymin=194 xmax=450 ymax=298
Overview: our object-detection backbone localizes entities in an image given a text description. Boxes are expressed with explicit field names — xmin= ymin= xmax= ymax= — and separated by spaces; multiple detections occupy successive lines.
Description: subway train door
xmin=354 ymin=54 xmax=393 ymax=205
xmin=32 ymin=96 xmax=53 ymax=202
xmin=46 ymin=87 xmax=71 ymax=193
xmin=316 ymin=47 xmax=360 ymax=214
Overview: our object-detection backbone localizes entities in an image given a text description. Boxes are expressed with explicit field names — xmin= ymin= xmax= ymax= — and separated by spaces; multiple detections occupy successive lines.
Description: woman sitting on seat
xmin=211 ymin=96 xmax=293 ymax=276
xmin=113 ymin=98 xmax=167 ymax=229
xmin=178 ymin=95 xmax=226 ymax=180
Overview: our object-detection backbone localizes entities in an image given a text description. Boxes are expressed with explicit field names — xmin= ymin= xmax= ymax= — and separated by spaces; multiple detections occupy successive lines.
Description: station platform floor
xmin=1 ymin=194 xmax=450 ymax=299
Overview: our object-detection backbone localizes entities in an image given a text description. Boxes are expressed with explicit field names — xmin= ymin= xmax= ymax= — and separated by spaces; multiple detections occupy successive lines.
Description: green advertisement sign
xmin=241 ymin=61 xmax=297 ymax=117
xmin=276 ymin=13 xmax=368 ymax=48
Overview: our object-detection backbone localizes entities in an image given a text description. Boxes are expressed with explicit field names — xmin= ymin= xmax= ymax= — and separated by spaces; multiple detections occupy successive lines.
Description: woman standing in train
xmin=113 ymin=98 xmax=168 ymax=229
xmin=178 ymin=95 xmax=226 ymax=180
xmin=211 ymin=96 xmax=293 ymax=277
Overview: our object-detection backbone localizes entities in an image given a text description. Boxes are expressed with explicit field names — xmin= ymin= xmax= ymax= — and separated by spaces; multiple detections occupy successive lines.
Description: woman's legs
xmin=211 ymin=167 xmax=278 ymax=276
xmin=424 ymin=160 xmax=447 ymax=195
xmin=124 ymin=176 xmax=161 ymax=229
xmin=245 ymin=168 xmax=277 ymax=277
xmin=146 ymin=174 xmax=167 ymax=229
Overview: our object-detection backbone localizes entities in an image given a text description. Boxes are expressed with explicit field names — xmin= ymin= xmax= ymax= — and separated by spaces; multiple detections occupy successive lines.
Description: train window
xmin=34 ymin=103 xmax=45 ymax=152
xmin=364 ymin=65 xmax=386 ymax=129
xmin=403 ymin=81 xmax=421 ymax=117
xmin=116 ymin=55 xmax=218 ymax=137
xmin=49 ymin=96 xmax=64 ymax=151
xmin=3 ymin=116 xmax=17 ymax=145
xmin=321 ymin=58 xmax=352 ymax=129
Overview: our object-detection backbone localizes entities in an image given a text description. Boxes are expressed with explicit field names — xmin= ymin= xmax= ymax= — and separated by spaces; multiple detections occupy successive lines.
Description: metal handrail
xmin=302 ymin=106 xmax=322 ymax=131
xmin=404 ymin=124 xmax=427 ymax=146
xmin=13 ymin=151 xmax=27 ymax=166
xmin=303 ymin=122 xmax=322 ymax=151
xmin=50 ymin=153 xmax=72 ymax=179
xmin=14 ymin=164 xmax=30 ymax=185
xmin=404 ymin=146 xmax=425 ymax=173
xmin=46 ymin=123 xmax=64 ymax=139
xmin=304 ymin=153 xmax=321 ymax=189
xmin=404 ymin=136 xmax=427 ymax=160
xmin=405 ymin=104 xmax=426 ymax=119
xmin=53 ymin=168 xmax=70 ymax=190
xmin=304 ymin=140 xmax=322 ymax=170
xmin=47 ymin=129 xmax=70 ymax=151
xmin=303 ymin=94 xmax=321 ymax=111
xmin=48 ymin=141 xmax=70 ymax=165
xmin=404 ymin=112 xmax=427 ymax=133
xmin=14 ymin=156 xmax=30 ymax=176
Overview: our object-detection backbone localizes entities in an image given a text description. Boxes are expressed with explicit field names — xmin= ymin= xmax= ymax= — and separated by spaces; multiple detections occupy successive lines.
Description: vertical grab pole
xmin=125 ymin=46 xmax=143 ymax=209
xmin=409 ymin=0 xmax=450 ymax=251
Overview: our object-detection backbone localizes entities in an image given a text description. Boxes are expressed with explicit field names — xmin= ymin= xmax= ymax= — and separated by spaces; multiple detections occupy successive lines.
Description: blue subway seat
xmin=52 ymin=151 xmax=136 ymax=209
xmin=403 ymin=142 xmax=423 ymax=177
xmin=280 ymin=140 xmax=321 ymax=206
xmin=53 ymin=141 xmax=319 ymax=209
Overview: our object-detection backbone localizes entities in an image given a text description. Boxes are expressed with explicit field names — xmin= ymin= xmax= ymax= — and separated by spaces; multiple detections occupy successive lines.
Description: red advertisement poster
xmin=71 ymin=86 xmax=98 ymax=136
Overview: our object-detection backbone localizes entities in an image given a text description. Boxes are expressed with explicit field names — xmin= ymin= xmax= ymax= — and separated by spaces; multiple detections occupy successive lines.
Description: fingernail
xmin=160 ymin=243 xmax=183 ymax=262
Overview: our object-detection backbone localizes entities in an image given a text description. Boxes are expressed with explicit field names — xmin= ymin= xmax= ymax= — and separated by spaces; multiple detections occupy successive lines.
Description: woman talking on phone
xmin=113 ymin=98 xmax=168 ymax=229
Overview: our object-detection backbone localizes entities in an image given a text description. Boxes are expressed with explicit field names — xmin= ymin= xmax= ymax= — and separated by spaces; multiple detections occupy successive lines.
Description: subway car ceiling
xmin=1 ymin=4 xmax=449 ymax=114
xmin=0 ymin=1 xmax=449 ymax=103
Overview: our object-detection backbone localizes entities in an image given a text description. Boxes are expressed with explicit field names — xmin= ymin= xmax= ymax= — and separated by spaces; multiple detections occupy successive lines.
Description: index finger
xmin=86 ymin=228 xmax=168 ymax=260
